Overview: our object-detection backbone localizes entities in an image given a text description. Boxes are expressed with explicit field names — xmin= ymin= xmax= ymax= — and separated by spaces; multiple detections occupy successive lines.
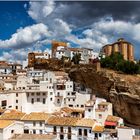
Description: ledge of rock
xmin=68 ymin=64 xmax=140 ymax=128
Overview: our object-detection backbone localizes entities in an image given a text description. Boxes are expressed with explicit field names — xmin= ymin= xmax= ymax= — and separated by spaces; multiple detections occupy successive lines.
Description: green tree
xmin=72 ymin=53 xmax=81 ymax=64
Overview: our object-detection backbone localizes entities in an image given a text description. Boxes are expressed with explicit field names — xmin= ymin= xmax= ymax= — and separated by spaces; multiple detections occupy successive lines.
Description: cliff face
xmin=68 ymin=64 xmax=140 ymax=128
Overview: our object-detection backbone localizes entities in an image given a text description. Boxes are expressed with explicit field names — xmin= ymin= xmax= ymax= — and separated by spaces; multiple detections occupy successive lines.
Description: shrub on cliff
xmin=100 ymin=52 xmax=140 ymax=74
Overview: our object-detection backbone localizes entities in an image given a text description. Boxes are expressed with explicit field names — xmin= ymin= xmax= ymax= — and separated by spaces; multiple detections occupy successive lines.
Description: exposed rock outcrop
xmin=68 ymin=64 xmax=140 ymax=128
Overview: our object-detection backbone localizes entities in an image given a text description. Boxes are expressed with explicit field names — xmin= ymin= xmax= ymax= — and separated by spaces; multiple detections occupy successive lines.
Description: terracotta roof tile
xmin=106 ymin=115 xmax=120 ymax=122
xmin=0 ymin=120 xmax=14 ymax=129
xmin=21 ymin=112 xmax=50 ymax=121
xmin=0 ymin=112 xmax=25 ymax=120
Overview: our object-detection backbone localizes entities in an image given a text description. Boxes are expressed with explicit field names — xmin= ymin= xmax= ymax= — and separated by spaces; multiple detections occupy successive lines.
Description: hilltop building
xmin=101 ymin=38 xmax=134 ymax=61
xmin=28 ymin=52 xmax=50 ymax=67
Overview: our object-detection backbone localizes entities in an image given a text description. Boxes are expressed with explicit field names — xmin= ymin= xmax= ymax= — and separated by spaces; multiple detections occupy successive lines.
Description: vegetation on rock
xmin=100 ymin=52 xmax=140 ymax=74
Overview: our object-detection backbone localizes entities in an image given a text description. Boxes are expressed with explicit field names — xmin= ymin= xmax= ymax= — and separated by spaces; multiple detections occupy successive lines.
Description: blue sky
xmin=0 ymin=1 xmax=140 ymax=61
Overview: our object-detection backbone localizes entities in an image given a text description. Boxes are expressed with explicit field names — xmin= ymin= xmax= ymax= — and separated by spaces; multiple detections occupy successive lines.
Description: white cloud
xmin=28 ymin=0 xmax=55 ymax=22
xmin=0 ymin=23 xmax=51 ymax=49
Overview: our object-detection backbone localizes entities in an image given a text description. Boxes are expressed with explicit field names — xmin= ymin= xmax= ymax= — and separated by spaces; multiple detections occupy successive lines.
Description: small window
xmin=16 ymin=100 xmax=18 ymax=103
xmin=40 ymin=122 xmax=42 ymax=126
xmin=81 ymin=105 xmax=84 ymax=108
xmin=99 ymin=114 xmax=102 ymax=119
xmin=50 ymin=98 xmax=52 ymax=101
xmin=31 ymin=93 xmax=34 ymax=96
xmin=16 ymin=93 xmax=18 ymax=97
xmin=40 ymin=130 xmax=42 ymax=134
xmin=99 ymin=133 xmax=102 ymax=137
xmin=84 ymin=129 xmax=87 ymax=136
xmin=37 ymin=93 xmax=40 ymax=96
xmin=67 ymin=92 xmax=70 ymax=95
xmin=68 ymin=99 xmax=70 ymax=101
xmin=88 ymin=109 xmax=91 ymax=112
xmin=78 ymin=129 xmax=82 ymax=136
xmin=15 ymin=106 xmax=18 ymax=109
xmin=33 ymin=129 xmax=36 ymax=134
xmin=43 ymin=98 xmax=46 ymax=104
xmin=73 ymin=99 xmax=75 ymax=101
xmin=33 ymin=122 xmax=36 ymax=126
xmin=43 ymin=93 xmax=46 ymax=96
xmin=37 ymin=98 xmax=40 ymax=102
xmin=57 ymin=99 xmax=60 ymax=104
xmin=89 ymin=129 xmax=91 ymax=133
xmin=11 ymin=130 xmax=14 ymax=133
xmin=50 ymin=92 xmax=53 ymax=95
xmin=31 ymin=98 xmax=34 ymax=104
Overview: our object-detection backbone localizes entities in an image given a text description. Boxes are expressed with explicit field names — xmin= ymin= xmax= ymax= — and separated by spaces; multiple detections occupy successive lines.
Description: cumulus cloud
xmin=0 ymin=23 xmax=51 ymax=49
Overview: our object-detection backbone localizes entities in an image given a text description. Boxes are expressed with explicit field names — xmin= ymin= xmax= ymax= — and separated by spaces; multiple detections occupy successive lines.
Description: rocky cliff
xmin=68 ymin=64 xmax=140 ymax=128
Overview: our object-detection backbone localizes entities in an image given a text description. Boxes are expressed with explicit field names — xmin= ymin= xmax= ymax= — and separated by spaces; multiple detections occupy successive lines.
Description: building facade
xmin=101 ymin=38 xmax=134 ymax=61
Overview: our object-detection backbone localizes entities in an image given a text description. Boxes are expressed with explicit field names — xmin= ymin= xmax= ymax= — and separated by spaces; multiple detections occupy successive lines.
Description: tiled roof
xmin=92 ymin=125 xmax=104 ymax=132
xmin=106 ymin=115 xmax=120 ymax=122
xmin=98 ymin=102 xmax=111 ymax=106
xmin=21 ymin=112 xmax=50 ymax=121
xmin=0 ymin=112 xmax=25 ymax=120
xmin=76 ymin=118 xmax=95 ymax=127
xmin=47 ymin=116 xmax=95 ymax=127
xmin=10 ymin=134 xmax=56 ymax=140
xmin=47 ymin=116 xmax=78 ymax=126
xmin=0 ymin=120 xmax=14 ymax=129
xmin=61 ymin=107 xmax=84 ymax=114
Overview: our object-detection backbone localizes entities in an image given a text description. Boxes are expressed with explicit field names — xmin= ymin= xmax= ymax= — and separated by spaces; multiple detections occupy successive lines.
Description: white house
xmin=0 ymin=120 xmax=24 ymax=140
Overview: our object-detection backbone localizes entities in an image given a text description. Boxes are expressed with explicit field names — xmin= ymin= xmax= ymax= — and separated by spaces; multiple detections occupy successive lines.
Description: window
xmin=31 ymin=93 xmax=34 ymax=96
xmin=70 ymin=85 xmax=72 ymax=88
xmin=99 ymin=133 xmax=102 ymax=137
xmin=16 ymin=100 xmax=18 ymax=103
xmin=68 ymin=127 xmax=71 ymax=133
xmin=43 ymin=98 xmax=46 ymax=104
xmin=50 ymin=98 xmax=52 ymax=101
xmin=31 ymin=98 xmax=34 ymax=104
xmin=88 ymin=109 xmax=91 ymax=112
xmin=81 ymin=105 xmax=84 ymax=108
xmin=78 ymin=129 xmax=82 ymax=136
xmin=77 ymin=105 xmax=79 ymax=107
xmin=43 ymin=93 xmax=46 ymax=96
xmin=37 ymin=92 xmax=40 ymax=96
xmin=40 ymin=130 xmax=43 ymax=134
xmin=15 ymin=106 xmax=18 ymax=109
xmin=50 ymin=92 xmax=53 ymax=95
xmin=40 ymin=122 xmax=42 ymax=126
xmin=99 ymin=114 xmax=102 ymax=119
xmin=33 ymin=122 xmax=36 ymax=126
xmin=33 ymin=130 xmax=36 ymax=134
xmin=73 ymin=99 xmax=75 ymax=101
xmin=89 ymin=129 xmax=91 ymax=133
xmin=24 ymin=129 xmax=29 ymax=134
xmin=37 ymin=98 xmax=40 ymax=102
xmin=60 ymin=127 xmax=63 ymax=133
xmin=57 ymin=99 xmax=60 ymax=104
xmin=1 ymin=100 xmax=7 ymax=107
xmin=49 ymin=86 xmax=51 ymax=89
xmin=11 ymin=130 xmax=14 ymax=133
xmin=95 ymin=133 xmax=98 ymax=138
xmin=16 ymin=93 xmax=18 ymax=97
xmin=53 ymin=126 xmax=57 ymax=134
xmin=67 ymin=92 xmax=70 ymax=95
xmin=68 ymin=99 xmax=70 ymax=101
xmin=84 ymin=129 xmax=87 ymax=136
xmin=69 ymin=104 xmax=73 ymax=107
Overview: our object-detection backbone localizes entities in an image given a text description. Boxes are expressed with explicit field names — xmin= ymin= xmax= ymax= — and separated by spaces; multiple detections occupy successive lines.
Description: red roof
xmin=105 ymin=121 xmax=117 ymax=126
